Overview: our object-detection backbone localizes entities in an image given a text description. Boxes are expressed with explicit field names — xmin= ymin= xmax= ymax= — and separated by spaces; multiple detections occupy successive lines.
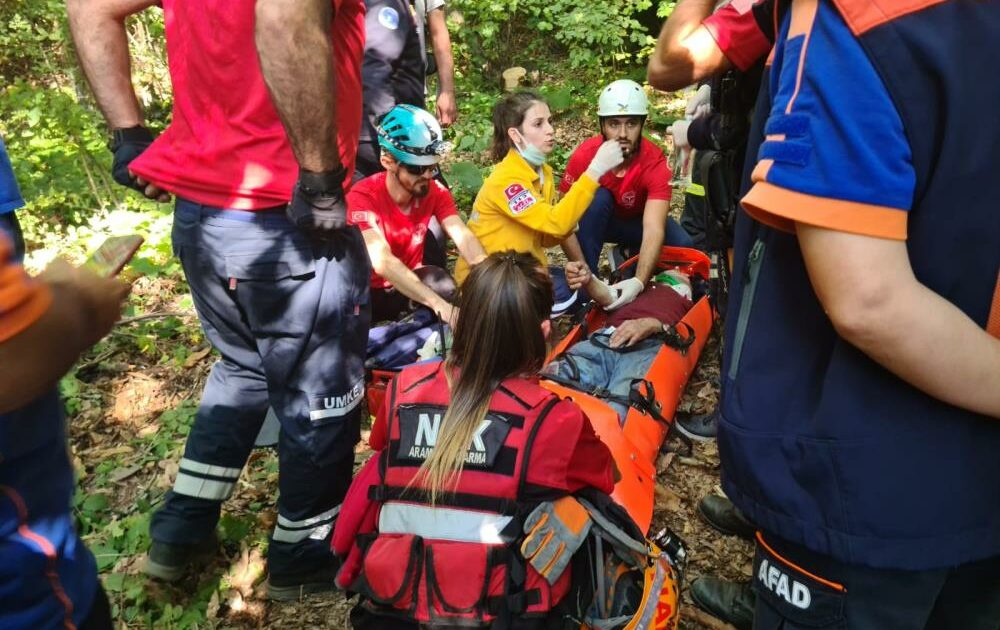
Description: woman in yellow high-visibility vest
xmin=455 ymin=91 xmax=624 ymax=313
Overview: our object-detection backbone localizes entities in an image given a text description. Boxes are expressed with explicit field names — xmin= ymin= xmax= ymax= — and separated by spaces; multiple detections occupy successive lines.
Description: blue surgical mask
xmin=513 ymin=130 xmax=547 ymax=167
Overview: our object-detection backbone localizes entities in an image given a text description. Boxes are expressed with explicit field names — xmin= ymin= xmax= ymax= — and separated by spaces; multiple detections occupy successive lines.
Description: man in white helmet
xmin=561 ymin=79 xmax=693 ymax=309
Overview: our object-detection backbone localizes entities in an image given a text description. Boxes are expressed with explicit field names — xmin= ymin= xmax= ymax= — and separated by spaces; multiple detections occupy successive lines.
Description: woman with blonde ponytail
xmin=334 ymin=251 xmax=615 ymax=630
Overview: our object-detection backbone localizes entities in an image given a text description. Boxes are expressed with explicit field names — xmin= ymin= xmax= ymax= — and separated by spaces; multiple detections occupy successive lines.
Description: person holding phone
xmin=0 ymin=234 xmax=130 ymax=630
xmin=0 ymin=136 xmax=26 ymax=261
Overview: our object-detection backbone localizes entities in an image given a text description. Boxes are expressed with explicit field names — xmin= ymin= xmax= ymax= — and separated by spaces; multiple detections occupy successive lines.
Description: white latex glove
xmin=585 ymin=140 xmax=625 ymax=180
xmin=685 ymin=84 xmax=711 ymax=119
xmin=606 ymin=277 xmax=644 ymax=311
xmin=669 ymin=119 xmax=692 ymax=151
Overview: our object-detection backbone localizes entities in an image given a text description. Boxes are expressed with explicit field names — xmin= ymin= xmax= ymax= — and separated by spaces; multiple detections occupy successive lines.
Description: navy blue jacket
xmin=720 ymin=0 xmax=1000 ymax=571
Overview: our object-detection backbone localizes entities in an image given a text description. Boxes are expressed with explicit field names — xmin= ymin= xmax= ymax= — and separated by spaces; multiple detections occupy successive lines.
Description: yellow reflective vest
xmin=455 ymin=150 xmax=599 ymax=283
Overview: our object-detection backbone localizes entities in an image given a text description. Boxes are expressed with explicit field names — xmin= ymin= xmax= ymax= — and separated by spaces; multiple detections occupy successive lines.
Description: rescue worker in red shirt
xmin=333 ymin=251 xmax=615 ymax=629
xmin=561 ymin=80 xmax=693 ymax=311
xmin=348 ymin=105 xmax=486 ymax=324
xmin=68 ymin=0 xmax=369 ymax=598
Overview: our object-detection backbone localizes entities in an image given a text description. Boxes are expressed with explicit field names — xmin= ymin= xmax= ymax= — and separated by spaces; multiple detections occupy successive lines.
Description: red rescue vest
xmin=351 ymin=362 xmax=573 ymax=625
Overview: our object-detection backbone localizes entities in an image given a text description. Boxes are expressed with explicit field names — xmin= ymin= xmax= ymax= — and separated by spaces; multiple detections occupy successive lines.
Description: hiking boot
xmin=676 ymin=408 xmax=720 ymax=441
xmin=690 ymin=577 xmax=755 ymax=630
xmin=698 ymin=495 xmax=755 ymax=540
xmin=266 ymin=563 xmax=340 ymax=601
xmin=144 ymin=537 xmax=217 ymax=582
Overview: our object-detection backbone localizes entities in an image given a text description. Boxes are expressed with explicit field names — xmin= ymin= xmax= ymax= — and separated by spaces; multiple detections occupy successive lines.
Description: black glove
xmin=109 ymin=125 xmax=154 ymax=193
xmin=287 ymin=166 xmax=349 ymax=237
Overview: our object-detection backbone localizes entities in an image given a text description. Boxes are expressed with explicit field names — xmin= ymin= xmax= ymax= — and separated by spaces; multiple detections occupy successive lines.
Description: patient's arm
xmin=565 ymin=261 xmax=616 ymax=306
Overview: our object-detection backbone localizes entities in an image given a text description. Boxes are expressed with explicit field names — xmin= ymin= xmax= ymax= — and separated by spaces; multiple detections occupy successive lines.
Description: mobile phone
xmin=85 ymin=235 xmax=144 ymax=277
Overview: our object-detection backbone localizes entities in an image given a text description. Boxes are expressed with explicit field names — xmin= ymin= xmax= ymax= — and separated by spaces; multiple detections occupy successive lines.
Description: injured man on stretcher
xmin=544 ymin=260 xmax=693 ymax=421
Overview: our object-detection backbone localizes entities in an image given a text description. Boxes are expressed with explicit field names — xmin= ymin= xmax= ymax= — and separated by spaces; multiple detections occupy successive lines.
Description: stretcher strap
xmin=627 ymin=379 xmax=693 ymax=457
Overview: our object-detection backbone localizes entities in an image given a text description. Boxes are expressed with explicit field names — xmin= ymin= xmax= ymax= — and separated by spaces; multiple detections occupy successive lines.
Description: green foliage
xmin=0 ymin=0 xmax=71 ymax=85
xmin=448 ymin=0 xmax=676 ymax=71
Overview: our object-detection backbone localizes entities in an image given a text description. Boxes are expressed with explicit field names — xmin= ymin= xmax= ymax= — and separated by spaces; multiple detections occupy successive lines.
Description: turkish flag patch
xmin=504 ymin=183 xmax=525 ymax=199
xmin=504 ymin=183 xmax=536 ymax=215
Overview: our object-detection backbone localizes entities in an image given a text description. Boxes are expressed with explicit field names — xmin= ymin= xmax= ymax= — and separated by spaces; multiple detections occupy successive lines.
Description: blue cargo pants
xmin=150 ymin=199 xmax=371 ymax=577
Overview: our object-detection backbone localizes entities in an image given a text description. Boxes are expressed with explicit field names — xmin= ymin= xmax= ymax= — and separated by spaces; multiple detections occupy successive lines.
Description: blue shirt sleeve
xmin=0 ymin=137 xmax=25 ymax=215
xmin=741 ymin=0 xmax=915 ymax=240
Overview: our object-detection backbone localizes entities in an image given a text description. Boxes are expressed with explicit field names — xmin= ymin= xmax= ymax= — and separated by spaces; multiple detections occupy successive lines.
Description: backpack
xmin=551 ymin=489 xmax=687 ymax=630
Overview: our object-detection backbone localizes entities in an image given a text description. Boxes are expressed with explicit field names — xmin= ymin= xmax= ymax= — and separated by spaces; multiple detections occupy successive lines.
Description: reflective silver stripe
xmin=172 ymin=473 xmax=236 ymax=501
xmin=273 ymin=505 xmax=341 ymax=543
xmin=551 ymin=290 xmax=579 ymax=316
xmin=272 ymin=522 xmax=334 ymax=543
xmin=308 ymin=395 xmax=363 ymax=421
xmin=276 ymin=505 xmax=341 ymax=530
xmin=378 ymin=502 xmax=511 ymax=544
xmin=178 ymin=458 xmax=242 ymax=479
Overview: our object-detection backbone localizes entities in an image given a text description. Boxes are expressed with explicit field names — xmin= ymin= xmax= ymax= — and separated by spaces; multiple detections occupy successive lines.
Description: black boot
xmin=698 ymin=494 xmax=755 ymax=540
xmin=690 ymin=577 xmax=755 ymax=630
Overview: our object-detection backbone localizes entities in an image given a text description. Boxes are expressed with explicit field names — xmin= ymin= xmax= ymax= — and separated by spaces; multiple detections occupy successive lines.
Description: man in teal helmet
xmin=348 ymin=104 xmax=485 ymax=324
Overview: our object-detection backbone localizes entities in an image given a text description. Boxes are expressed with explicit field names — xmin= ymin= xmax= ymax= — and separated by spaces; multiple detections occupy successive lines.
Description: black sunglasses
xmin=401 ymin=163 xmax=439 ymax=176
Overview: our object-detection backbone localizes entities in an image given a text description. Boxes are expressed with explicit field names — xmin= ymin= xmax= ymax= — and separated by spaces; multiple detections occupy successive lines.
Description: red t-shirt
xmin=130 ymin=0 xmax=364 ymax=210
xmin=605 ymin=282 xmax=692 ymax=329
xmin=703 ymin=0 xmax=773 ymax=72
xmin=347 ymin=173 xmax=459 ymax=289
xmin=560 ymin=137 xmax=672 ymax=220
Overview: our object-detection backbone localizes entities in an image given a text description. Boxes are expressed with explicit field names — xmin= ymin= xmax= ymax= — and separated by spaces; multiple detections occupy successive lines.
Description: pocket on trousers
xmin=224 ymin=249 xmax=316 ymax=283
xmin=226 ymin=248 xmax=319 ymax=337
xmin=751 ymin=536 xmax=846 ymax=628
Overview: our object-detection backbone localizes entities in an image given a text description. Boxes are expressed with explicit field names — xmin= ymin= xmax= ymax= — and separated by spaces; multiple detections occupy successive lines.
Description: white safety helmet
xmin=597 ymin=79 xmax=649 ymax=117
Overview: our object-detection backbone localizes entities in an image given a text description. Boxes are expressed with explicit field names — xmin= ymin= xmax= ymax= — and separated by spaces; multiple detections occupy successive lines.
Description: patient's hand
xmin=565 ymin=261 xmax=591 ymax=290
xmin=565 ymin=261 xmax=616 ymax=307
xmin=609 ymin=317 xmax=662 ymax=348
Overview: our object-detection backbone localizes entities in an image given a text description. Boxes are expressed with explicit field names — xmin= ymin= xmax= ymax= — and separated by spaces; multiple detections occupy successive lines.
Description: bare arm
xmin=426 ymin=7 xmax=457 ymax=126
xmin=565 ymin=261 xmax=614 ymax=306
xmin=635 ymin=199 xmax=669 ymax=285
xmin=798 ymin=224 xmax=1000 ymax=419
xmin=559 ymin=233 xmax=586 ymax=265
xmin=66 ymin=0 xmax=157 ymax=128
xmin=362 ymin=228 xmax=454 ymax=321
xmin=647 ymin=0 xmax=731 ymax=92
xmin=255 ymin=0 xmax=341 ymax=172
xmin=440 ymin=215 xmax=485 ymax=266
xmin=0 ymin=262 xmax=129 ymax=413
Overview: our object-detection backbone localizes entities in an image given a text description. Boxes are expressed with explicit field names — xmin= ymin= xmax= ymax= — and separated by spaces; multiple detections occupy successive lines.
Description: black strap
xmin=627 ymin=379 xmax=693 ymax=456
xmin=662 ymin=321 xmax=696 ymax=355
xmin=516 ymin=397 xmax=562 ymax=501
xmin=571 ymin=299 xmax=597 ymax=339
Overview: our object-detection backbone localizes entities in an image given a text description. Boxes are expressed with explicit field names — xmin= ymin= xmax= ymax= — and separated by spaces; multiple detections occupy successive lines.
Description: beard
xmin=618 ymin=137 xmax=641 ymax=159
xmin=410 ymin=179 xmax=431 ymax=198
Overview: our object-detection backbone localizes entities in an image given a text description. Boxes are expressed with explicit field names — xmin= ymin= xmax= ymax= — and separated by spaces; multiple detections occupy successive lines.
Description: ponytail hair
xmin=416 ymin=252 xmax=553 ymax=502
xmin=490 ymin=90 xmax=546 ymax=163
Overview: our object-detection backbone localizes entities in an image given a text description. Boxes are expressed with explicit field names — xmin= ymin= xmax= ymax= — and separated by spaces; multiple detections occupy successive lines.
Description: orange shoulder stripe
xmin=742 ymin=181 xmax=908 ymax=241
xmin=987 ymin=271 xmax=1000 ymax=339
xmin=831 ymin=0 xmax=948 ymax=35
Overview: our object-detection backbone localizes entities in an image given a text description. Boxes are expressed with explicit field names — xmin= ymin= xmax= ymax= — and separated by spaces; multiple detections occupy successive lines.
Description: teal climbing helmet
xmin=376 ymin=104 xmax=450 ymax=166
